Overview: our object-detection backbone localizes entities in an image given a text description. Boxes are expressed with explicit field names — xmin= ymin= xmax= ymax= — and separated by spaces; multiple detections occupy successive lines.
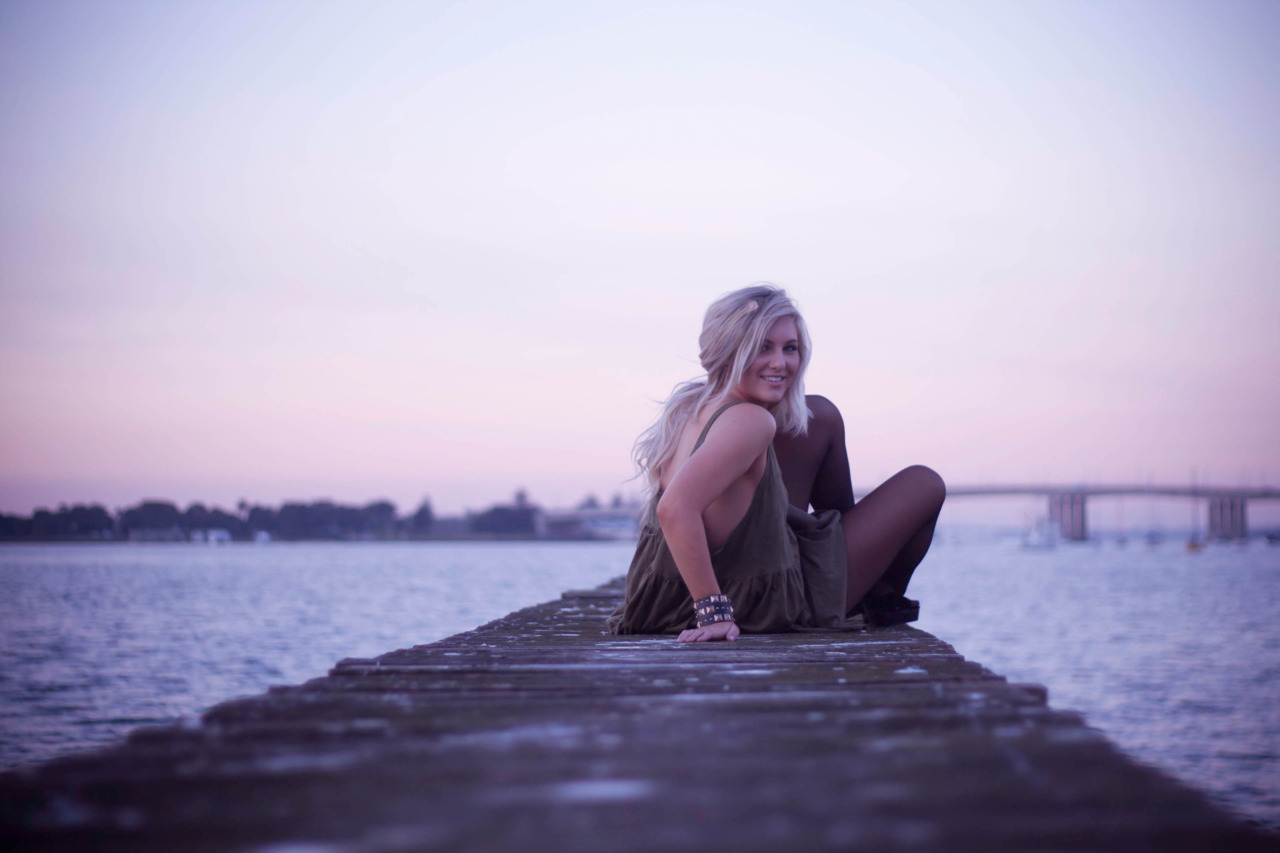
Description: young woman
xmin=606 ymin=285 xmax=945 ymax=643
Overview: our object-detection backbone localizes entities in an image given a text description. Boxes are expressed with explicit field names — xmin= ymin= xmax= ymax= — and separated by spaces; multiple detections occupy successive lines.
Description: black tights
xmin=773 ymin=395 xmax=946 ymax=615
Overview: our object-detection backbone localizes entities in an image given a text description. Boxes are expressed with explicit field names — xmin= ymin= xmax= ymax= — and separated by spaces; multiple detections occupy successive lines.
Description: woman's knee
xmin=804 ymin=394 xmax=844 ymax=437
xmin=900 ymin=464 xmax=946 ymax=511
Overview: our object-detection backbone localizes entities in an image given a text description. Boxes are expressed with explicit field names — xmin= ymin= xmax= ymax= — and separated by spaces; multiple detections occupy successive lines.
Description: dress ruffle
xmin=605 ymin=527 xmax=813 ymax=634
xmin=605 ymin=472 xmax=859 ymax=635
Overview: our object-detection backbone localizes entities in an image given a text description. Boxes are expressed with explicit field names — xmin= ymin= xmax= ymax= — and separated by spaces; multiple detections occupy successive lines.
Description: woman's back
xmin=658 ymin=402 xmax=773 ymax=552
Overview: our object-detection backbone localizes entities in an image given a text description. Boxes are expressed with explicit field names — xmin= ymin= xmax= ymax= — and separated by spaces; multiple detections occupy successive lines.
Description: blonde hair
xmin=633 ymin=284 xmax=812 ymax=495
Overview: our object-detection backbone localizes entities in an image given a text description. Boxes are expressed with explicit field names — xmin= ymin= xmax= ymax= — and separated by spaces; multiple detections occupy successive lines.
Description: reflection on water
xmin=0 ymin=538 xmax=1276 ymax=828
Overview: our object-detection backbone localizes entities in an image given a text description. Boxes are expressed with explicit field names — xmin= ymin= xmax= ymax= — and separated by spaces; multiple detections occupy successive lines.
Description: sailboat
xmin=1021 ymin=515 xmax=1059 ymax=550
xmin=1143 ymin=476 xmax=1164 ymax=546
xmin=1115 ymin=497 xmax=1128 ymax=547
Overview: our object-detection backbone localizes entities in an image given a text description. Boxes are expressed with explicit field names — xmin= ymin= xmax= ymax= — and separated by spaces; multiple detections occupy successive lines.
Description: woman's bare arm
xmin=655 ymin=403 xmax=776 ymax=641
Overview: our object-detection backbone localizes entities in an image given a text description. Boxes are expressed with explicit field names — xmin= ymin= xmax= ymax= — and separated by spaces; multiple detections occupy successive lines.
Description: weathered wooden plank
xmin=1 ymin=577 xmax=1272 ymax=852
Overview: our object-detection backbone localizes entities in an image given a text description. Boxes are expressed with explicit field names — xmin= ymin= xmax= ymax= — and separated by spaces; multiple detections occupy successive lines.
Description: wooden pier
xmin=1 ymin=578 xmax=1272 ymax=851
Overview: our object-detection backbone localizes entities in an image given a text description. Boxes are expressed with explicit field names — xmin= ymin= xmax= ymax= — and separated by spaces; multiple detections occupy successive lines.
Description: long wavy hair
xmin=633 ymin=284 xmax=813 ymax=496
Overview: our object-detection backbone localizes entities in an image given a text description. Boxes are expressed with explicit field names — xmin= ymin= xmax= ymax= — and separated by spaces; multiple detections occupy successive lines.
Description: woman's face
xmin=731 ymin=316 xmax=800 ymax=407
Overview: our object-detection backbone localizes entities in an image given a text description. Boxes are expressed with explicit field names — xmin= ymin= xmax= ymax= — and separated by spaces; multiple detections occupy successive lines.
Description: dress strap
xmin=692 ymin=401 xmax=746 ymax=452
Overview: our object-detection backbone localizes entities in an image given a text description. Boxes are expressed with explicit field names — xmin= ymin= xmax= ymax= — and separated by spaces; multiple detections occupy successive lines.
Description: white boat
xmin=1021 ymin=516 xmax=1059 ymax=550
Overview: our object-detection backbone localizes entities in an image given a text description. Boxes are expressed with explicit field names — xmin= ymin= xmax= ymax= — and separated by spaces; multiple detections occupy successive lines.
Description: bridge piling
xmin=1208 ymin=497 xmax=1248 ymax=540
xmin=941 ymin=484 xmax=1276 ymax=543
xmin=1049 ymin=493 xmax=1088 ymax=541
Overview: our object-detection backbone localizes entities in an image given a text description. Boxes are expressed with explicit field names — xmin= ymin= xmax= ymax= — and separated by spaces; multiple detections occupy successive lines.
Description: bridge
xmin=909 ymin=484 xmax=1280 ymax=542
xmin=543 ymin=485 xmax=1280 ymax=543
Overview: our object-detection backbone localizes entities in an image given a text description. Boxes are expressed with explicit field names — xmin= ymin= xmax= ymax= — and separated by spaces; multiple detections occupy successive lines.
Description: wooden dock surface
xmin=1 ymin=578 xmax=1272 ymax=852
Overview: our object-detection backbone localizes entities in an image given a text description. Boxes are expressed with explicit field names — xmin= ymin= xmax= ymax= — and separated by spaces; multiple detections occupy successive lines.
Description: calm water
xmin=912 ymin=536 xmax=1279 ymax=831
xmin=0 ymin=539 xmax=1276 ymax=829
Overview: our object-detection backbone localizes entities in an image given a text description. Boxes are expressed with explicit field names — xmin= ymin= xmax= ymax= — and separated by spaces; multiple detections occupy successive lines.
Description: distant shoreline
xmin=0 ymin=492 xmax=644 ymax=544
xmin=0 ymin=534 xmax=634 ymax=544
xmin=0 ymin=524 xmax=642 ymax=545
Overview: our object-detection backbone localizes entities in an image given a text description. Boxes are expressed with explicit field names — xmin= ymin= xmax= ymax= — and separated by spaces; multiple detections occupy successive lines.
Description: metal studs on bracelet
xmin=693 ymin=593 xmax=735 ymax=628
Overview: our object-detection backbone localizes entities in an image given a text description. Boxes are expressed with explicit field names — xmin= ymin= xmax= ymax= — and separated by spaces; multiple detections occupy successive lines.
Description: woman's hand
xmin=678 ymin=620 xmax=740 ymax=643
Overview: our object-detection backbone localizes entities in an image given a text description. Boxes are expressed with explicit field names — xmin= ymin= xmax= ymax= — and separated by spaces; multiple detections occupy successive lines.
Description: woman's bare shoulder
xmin=708 ymin=401 xmax=777 ymax=442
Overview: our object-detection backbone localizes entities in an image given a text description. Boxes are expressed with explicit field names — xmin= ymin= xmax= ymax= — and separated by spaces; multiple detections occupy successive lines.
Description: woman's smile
xmin=734 ymin=317 xmax=800 ymax=406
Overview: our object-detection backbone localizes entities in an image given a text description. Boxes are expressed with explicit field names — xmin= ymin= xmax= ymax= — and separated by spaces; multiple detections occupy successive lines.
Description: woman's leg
xmin=840 ymin=465 xmax=946 ymax=613
xmin=773 ymin=396 xmax=945 ymax=616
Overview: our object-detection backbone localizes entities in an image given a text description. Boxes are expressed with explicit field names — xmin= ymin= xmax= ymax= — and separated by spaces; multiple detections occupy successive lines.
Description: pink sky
xmin=2 ymin=1 xmax=1277 ymax=525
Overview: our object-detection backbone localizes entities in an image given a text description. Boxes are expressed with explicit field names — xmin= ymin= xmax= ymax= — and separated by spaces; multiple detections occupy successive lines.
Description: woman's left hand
xmin=678 ymin=620 xmax=740 ymax=643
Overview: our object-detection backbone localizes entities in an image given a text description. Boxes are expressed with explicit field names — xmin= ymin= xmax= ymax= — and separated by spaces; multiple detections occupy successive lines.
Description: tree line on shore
xmin=0 ymin=496 xmax=544 ymax=541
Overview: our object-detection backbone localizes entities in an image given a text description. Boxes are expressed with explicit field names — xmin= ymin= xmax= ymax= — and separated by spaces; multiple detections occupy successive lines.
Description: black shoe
xmin=859 ymin=592 xmax=920 ymax=626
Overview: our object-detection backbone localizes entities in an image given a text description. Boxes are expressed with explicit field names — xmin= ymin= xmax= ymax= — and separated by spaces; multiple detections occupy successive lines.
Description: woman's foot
xmin=859 ymin=590 xmax=920 ymax=626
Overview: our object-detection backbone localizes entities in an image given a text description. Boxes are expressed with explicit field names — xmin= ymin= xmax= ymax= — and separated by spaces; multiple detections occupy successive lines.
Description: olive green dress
xmin=606 ymin=402 xmax=857 ymax=635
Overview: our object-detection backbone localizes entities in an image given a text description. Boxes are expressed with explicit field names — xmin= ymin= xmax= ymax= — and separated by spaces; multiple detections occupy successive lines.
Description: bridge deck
xmin=1 ymin=578 xmax=1272 ymax=852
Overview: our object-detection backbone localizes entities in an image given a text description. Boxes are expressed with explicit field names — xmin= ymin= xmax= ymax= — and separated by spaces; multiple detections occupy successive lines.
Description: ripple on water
xmin=0 ymin=541 xmax=634 ymax=771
